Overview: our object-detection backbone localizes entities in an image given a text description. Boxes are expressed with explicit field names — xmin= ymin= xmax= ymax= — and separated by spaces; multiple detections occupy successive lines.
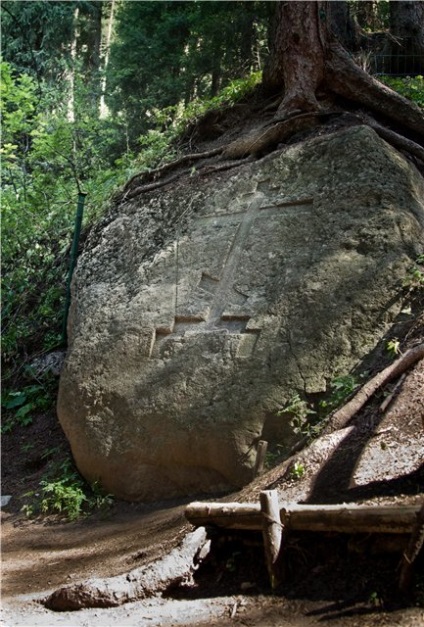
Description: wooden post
xmin=260 ymin=490 xmax=284 ymax=589
xmin=399 ymin=502 xmax=424 ymax=593
xmin=254 ymin=440 xmax=268 ymax=477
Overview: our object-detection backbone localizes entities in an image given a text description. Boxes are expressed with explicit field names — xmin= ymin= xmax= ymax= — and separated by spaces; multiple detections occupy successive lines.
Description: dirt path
xmin=3 ymin=500 xmax=424 ymax=627
xmin=2 ymin=501 xmax=189 ymax=598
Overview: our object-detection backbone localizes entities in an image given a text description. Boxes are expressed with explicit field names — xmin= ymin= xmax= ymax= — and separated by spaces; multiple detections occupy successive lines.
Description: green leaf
xmin=2 ymin=391 xmax=27 ymax=409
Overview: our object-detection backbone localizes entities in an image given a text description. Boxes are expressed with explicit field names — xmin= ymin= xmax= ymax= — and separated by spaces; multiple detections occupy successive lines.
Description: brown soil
xmin=2 ymin=110 xmax=424 ymax=626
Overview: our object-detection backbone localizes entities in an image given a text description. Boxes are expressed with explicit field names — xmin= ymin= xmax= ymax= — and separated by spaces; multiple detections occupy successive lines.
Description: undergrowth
xmin=379 ymin=75 xmax=424 ymax=108
xmin=21 ymin=457 xmax=113 ymax=521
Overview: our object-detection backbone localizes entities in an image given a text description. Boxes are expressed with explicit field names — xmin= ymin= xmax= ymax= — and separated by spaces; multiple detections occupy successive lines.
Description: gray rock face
xmin=58 ymin=126 xmax=424 ymax=501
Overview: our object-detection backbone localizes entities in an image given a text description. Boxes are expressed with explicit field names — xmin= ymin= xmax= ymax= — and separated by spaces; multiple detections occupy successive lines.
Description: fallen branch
xmin=44 ymin=527 xmax=208 ymax=611
xmin=322 ymin=343 xmax=424 ymax=434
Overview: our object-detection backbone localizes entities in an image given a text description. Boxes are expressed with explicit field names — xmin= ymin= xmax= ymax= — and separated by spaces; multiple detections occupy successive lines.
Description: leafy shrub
xmin=319 ymin=374 xmax=360 ymax=414
xmin=1 ymin=378 xmax=57 ymax=433
xmin=380 ymin=75 xmax=424 ymax=108
xmin=278 ymin=393 xmax=317 ymax=439
xmin=21 ymin=458 xmax=113 ymax=521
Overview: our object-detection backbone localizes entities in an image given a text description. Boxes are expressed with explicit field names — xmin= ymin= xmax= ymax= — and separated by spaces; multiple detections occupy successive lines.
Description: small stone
xmin=0 ymin=495 xmax=12 ymax=508
xmin=240 ymin=581 xmax=255 ymax=591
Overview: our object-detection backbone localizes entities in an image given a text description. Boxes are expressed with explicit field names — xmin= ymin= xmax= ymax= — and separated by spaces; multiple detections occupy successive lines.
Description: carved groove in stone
xmin=151 ymin=197 xmax=314 ymax=357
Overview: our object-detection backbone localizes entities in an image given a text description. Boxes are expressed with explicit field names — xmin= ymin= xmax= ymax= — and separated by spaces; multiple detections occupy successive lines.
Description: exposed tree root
xmin=122 ymin=156 xmax=251 ymax=201
xmin=222 ymin=112 xmax=321 ymax=159
xmin=123 ymin=172 xmax=182 ymax=200
xmin=119 ymin=109 xmax=423 ymax=203
xmin=197 ymin=156 xmax=254 ymax=174
xmin=323 ymin=343 xmax=424 ymax=434
xmin=44 ymin=527 xmax=208 ymax=611
xmin=325 ymin=42 xmax=424 ymax=139
xmin=358 ymin=115 xmax=424 ymax=165
xmin=122 ymin=146 xmax=223 ymax=193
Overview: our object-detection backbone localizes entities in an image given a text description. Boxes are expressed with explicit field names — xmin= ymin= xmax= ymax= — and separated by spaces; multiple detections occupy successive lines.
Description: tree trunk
xmin=261 ymin=1 xmax=424 ymax=140
xmin=67 ymin=6 xmax=79 ymax=123
xmin=264 ymin=1 xmax=326 ymax=117
xmin=389 ymin=1 xmax=424 ymax=75
xmin=328 ymin=1 xmax=360 ymax=52
xmin=99 ymin=0 xmax=115 ymax=120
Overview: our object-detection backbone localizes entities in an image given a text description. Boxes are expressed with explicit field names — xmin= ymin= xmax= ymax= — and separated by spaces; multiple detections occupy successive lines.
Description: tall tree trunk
xmin=85 ymin=0 xmax=103 ymax=111
xmin=264 ymin=1 xmax=326 ymax=117
xmin=228 ymin=0 xmax=424 ymax=160
xmin=328 ymin=1 xmax=360 ymax=52
xmin=67 ymin=6 xmax=79 ymax=123
xmin=99 ymin=0 xmax=115 ymax=120
xmin=389 ymin=0 xmax=424 ymax=75
xmin=261 ymin=1 xmax=424 ymax=136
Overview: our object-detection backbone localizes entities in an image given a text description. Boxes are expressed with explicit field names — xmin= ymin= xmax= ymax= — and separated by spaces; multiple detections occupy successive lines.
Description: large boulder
xmin=58 ymin=126 xmax=424 ymax=501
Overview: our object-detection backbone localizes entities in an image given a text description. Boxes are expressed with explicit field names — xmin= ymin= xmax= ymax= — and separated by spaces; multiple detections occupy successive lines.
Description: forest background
xmin=1 ymin=0 xmax=424 ymax=518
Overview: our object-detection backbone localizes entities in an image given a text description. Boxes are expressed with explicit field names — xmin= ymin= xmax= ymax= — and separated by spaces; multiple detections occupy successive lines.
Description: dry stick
xmin=399 ymin=502 xmax=424 ymax=594
xmin=322 ymin=343 xmax=424 ymax=434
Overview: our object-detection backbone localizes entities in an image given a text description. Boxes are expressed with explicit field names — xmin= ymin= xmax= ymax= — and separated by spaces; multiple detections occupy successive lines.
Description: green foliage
xmin=181 ymin=71 xmax=262 ymax=124
xmin=278 ymin=373 xmax=361 ymax=446
xmin=380 ymin=75 xmax=424 ymax=109
xmin=403 ymin=255 xmax=424 ymax=291
xmin=1 ymin=379 xmax=56 ymax=433
xmin=278 ymin=393 xmax=317 ymax=439
xmin=21 ymin=457 xmax=113 ymax=521
xmin=1 ymin=62 xmax=133 ymax=378
xmin=108 ymin=0 xmax=271 ymax=144
xmin=386 ymin=338 xmax=401 ymax=358
xmin=289 ymin=461 xmax=306 ymax=480
xmin=319 ymin=374 xmax=360 ymax=414
xmin=1 ymin=0 xmax=75 ymax=81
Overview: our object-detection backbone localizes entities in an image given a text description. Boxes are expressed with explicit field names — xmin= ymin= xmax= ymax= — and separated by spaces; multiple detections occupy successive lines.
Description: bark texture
xmin=261 ymin=0 xmax=424 ymax=144
xmin=390 ymin=1 xmax=424 ymax=75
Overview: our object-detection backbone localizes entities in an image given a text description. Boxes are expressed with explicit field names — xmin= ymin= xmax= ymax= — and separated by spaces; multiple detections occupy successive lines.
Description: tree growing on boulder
xmin=224 ymin=1 xmax=423 ymax=160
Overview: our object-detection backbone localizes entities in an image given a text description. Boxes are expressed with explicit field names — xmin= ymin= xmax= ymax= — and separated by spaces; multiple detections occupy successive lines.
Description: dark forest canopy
xmin=2 ymin=0 xmax=423 ymax=141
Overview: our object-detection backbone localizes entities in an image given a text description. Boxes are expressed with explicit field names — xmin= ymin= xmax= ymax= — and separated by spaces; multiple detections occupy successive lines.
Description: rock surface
xmin=58 ymin=126 xmax=424 ymax=501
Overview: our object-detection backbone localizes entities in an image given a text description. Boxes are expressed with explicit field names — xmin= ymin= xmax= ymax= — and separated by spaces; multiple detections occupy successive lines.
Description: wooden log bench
xmin=185 ymin=492 xmax=423 ymax=590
